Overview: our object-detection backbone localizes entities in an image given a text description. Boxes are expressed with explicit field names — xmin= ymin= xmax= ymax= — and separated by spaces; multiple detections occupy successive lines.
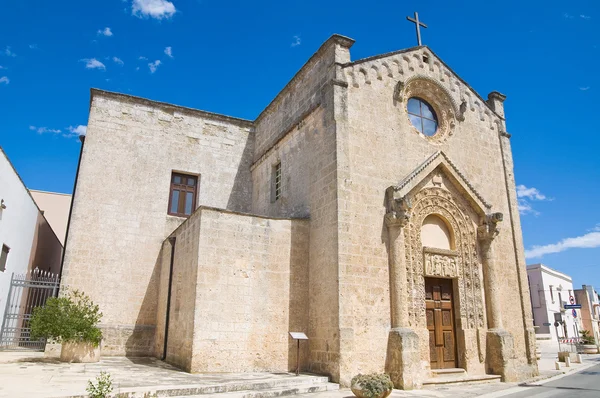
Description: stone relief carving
xmin=385 ymin=196 xmax=412 ymax=228
xmin=423 ymin=250 xmax=459 ymax=278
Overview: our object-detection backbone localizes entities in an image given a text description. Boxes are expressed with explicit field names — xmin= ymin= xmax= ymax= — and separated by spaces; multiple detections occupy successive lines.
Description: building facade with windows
xmin=0 ymin=147 xmax=63 ymax=323
xmin=61 ymin=35 xmax=538 ymax=388
xmin=527 ymin=263 xmax=581 ymax=343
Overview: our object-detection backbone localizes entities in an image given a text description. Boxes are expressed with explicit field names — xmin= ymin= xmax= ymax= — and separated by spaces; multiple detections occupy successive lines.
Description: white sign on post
xmin=289 ymin=332 xmax=308 ymax=375
xmin=289 ymin=332 xmax=308 ymax=340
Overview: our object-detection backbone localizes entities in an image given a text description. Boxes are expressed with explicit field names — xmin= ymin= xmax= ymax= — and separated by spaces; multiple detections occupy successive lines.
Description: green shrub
xmin=86 ymin=371 xmax=113 ymax=398
xmin=30 ymin=290 xmax=103 ymax=346
xmin=580 ymin=330 xmax=595 ymax=345
xmin=351 ymin=373 xmax=394 ymax=398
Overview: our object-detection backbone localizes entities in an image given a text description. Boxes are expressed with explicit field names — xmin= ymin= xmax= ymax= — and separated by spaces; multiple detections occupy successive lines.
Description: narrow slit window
xmin=168 ymin=172 xmax=198 ymax=217
xmin=0 ymin=245 xmax=9 ymax=272
xmin=271 ymin=162 xmax=282 ymax=203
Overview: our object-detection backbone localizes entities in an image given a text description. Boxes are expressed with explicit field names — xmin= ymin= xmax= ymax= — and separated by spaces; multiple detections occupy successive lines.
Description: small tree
xmin=30 ymin=290 xmax=103 ymax=345
xmin=86 ymin=371 xmax=113 ymax=398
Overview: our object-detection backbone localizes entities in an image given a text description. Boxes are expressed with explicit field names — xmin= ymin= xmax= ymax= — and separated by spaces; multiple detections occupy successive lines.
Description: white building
xmin=527 ymin=263 xmax=582 ymax=343
xmin=0 ymin=147 xmax=62 ymax=323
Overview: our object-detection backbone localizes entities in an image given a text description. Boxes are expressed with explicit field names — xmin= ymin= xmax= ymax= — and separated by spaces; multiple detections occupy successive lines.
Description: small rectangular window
xmin=271 ymin=162 xmax=282 ymax=203
xmin=168 ymin=172 xmax=198 ymax=217
xmin=0 ymin=245 xmax=9 ymax=272
xmin=549 ymin=285 xmax=554 ymax=303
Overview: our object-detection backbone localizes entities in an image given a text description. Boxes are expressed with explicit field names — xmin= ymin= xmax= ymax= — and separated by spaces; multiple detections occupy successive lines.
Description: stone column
xmin=384 ymin=195 xmax=422 ymax=390
xmin=478 ymin=213 xmax=517 ymax=381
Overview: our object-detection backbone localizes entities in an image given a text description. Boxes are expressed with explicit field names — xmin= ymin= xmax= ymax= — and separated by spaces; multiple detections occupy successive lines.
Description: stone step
xmin=423 ymin=373 xmax=501 ymax=386
xmin=58 ymin=374 xmax=334 ymax=398
xmin=170 ymin=382 xmax=340 ymax=398
xmin=430 ymin=368 xmax=467 ymax=377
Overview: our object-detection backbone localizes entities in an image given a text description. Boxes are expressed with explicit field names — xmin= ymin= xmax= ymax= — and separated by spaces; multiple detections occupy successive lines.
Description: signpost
xmin=570 ymin=296 xmax=575 ymax=304
xmin=543 ymin=322 xmax=552 ymax=326
xmin=572 ymin=309 xmax=578 ymax=318
xmin=564 ymin=304 xmax=582 ymax=309
xmin=289 ymin=332 xmax=308 ymax=376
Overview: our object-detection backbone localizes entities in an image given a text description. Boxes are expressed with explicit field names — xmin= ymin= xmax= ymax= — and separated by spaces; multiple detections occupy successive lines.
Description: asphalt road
xmin=496 ymin=362 xmax=600 ymax=397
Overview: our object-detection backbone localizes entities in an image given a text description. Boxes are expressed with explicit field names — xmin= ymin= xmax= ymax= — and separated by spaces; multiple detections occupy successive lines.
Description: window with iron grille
xmin=168 ymin=172 xmax=198 ymax=217
xmin=0 ymin=244 xmax=9 ymax=272
xmin=271 ymin=162 xmax=282 ymax=203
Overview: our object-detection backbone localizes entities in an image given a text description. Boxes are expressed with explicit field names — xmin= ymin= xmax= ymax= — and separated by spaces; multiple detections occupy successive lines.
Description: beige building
xmin=30 ymin=190 xmax=72 ymax=245
xmin=61 ymin=34 xmax=538 ymax=388
xmin=575 ymin=285 xmax=600 ymax=345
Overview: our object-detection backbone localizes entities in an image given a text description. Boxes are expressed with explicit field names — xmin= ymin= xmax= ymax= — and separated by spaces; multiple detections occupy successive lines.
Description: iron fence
xmin=0 ymin=269 xmax=60 ymax=351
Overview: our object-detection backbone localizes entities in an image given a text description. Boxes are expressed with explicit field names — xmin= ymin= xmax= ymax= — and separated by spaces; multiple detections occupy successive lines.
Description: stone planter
xmin=44 ymin=342 xmax=62 ymax=359
xmin=577 ymin=344 xmax=599 ymax=354
xmin=60 ymin=341 xmax=100 ymax=363
xmin=351 ymin=385 xmax=392 ymax=398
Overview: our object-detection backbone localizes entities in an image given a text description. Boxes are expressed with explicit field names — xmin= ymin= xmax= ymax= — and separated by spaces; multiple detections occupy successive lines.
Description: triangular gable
xmin=342 ymin=46 xmax=502 ymax=121
xmin=386 ymin=151 xmax=492 ymax=217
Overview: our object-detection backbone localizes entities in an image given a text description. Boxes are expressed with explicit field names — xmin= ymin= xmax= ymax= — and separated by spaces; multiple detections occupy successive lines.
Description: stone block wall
xmin=156 ymin=207 xmax=309 ymax=373
xmin=61 ymin=91 xmax=254 ymax=356
xmin=251 ymin=35 xmax=354 ymax=381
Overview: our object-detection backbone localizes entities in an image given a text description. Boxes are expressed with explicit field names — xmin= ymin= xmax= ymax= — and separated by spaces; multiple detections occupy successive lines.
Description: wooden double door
xmin=425 ymin=277 xmax=458 ymax=369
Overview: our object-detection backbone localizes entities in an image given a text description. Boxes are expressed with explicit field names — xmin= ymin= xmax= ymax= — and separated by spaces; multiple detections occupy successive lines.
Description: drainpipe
xmin=162 ymin=237 xmax=176 ymax=360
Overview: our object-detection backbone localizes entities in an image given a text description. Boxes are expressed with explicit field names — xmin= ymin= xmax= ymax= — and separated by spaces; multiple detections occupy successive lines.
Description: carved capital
xmin=478 ymin=212 xmax=503 ymax=244
xmin=385 ymin=196 xmax=412 ymax=229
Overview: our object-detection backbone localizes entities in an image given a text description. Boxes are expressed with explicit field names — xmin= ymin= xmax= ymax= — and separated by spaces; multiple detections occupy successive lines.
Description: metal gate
xmin=0 ymin=269 xmax=60 ymax=351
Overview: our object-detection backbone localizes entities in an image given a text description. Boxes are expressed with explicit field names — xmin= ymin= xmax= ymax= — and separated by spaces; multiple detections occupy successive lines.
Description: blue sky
xmin=0 ymin=0 xmax=598 ymax=289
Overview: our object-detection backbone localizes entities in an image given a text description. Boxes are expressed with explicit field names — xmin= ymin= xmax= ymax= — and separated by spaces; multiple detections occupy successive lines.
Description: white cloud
xmin=525 ymin=230 xmax=600 ymax=259
xmin=0 ymin=66 xmax=4 ymax=69
xmin=580 ymin=14 xmax=591 ymax=20
xmin=517 ymin=184 xmax=550 ymax=215
xmin=291 ymin=35 xmax=301 ymax=47
xmin=29 ymin=44 xmax=38 ymax=49
xmin=0 ymin=76 xmax=9 ymax=85
xmin=113 ymin=56 xmax=124 ymax=65
xmin=564 ymin=13 xmax=574 ymax=19
xmin=4 ymin=47 xmax=16 ymax=57
xmin=164 ymin=46 xmax=173 ymax=58
xmin=138 ymin=56 xmax=147 ymax=60
xmin=97 ymin=27 xmax=113 ymax=37
xmin=148 ymin=60 xmax=161 ymax=73
xmin=80 ymin=58 xmax=106 ymax=70
xmin=29 ymin=126 xmax=62 ymax=134
xmin=517 ymin=185 xmax=548 ymax=201
xmin=518 ymin=200 xmax=539 ymax=216
xmin=132 ymin=0 xmax=176 ymax=19
xmin=67 ymin=125 xmax=87 ymax=136
xmin=135 ymin=66 xmax=140 ymax=71
xmin=580 ymin=86 xmax=590 ymax=91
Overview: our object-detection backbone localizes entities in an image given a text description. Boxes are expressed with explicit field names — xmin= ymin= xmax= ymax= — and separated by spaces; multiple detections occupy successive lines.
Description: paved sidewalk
xmin=0 ymin=349 xmax=598 ymax=398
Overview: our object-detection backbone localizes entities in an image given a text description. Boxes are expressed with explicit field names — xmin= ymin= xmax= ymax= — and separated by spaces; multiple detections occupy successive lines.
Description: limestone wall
xmin=157 ymin=207 xmax=309 ymax=373
xmin=335 ymin=46 xmax=536 ymax=382
xmin=251 ymin=35 xmax=354 ymax=380
xmin=60 ymin=91 xmax=254 ymax=356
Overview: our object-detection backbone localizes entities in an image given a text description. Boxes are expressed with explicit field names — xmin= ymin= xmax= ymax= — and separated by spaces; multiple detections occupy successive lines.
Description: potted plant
xmin=351 ymin=373 xmax=394 ymax=398
xmin=578 ymin=330 xmax=599 ymax=354
xmin=30 ymin=290 xmax=103 ymax=362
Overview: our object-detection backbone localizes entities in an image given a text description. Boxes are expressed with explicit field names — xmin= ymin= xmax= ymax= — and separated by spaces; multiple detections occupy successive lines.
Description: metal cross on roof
xmin=406 ymin=12 xmax=428 ymax=46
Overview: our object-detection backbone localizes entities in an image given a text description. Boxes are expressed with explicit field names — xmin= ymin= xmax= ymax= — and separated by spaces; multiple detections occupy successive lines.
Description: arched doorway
xmin=421 ymin=214 xmax=458 ymax=369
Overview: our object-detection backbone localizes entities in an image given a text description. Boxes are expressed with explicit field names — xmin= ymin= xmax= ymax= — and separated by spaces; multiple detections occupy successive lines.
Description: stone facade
xmin=61 ymin=34 xmax=538 ymax=388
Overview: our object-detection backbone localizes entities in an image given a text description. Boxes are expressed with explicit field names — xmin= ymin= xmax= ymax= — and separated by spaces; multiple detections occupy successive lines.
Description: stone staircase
xmin=61 ymin=374 xmax=338 ymax=398
xmin=423 ymin=368 xmax=501 ymax=386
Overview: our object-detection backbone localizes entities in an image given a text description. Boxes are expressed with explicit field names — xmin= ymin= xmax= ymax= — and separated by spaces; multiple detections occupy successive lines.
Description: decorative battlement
xmin=342 ymin=47 xmax=505 ymax=130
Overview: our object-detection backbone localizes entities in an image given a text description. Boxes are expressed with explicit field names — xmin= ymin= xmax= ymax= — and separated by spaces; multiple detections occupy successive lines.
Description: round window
xmin=407 ymin=97 xmax=438 ymax=136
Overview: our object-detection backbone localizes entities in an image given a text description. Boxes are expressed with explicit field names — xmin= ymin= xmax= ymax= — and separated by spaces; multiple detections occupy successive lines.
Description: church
xmin=61 ymin=33 xmax=538 ymax=388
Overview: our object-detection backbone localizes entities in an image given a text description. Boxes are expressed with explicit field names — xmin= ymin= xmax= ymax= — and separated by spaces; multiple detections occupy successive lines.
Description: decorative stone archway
xmin=383 ymin=152 xmax=518 ymax=389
